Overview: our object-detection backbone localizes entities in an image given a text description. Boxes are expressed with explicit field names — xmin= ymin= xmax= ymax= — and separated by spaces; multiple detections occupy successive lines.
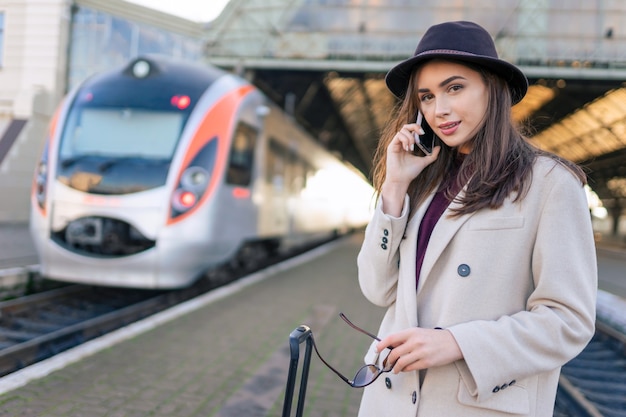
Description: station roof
xmin=203 ymin=0 xmax=626 ymax=207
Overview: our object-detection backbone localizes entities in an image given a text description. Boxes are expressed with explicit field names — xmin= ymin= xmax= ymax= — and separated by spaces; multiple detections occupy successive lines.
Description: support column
xmin=610 ymin=200 xmax=622 ymax=238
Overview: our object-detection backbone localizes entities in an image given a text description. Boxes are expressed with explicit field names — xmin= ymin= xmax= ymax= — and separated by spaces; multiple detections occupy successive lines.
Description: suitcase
xmin=282 ymin=325 xmax=313 ymax=417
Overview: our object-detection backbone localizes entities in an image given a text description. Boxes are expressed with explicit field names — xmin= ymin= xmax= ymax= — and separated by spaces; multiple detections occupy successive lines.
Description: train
xmin=29 ymin=55 xmax=374 ymax=289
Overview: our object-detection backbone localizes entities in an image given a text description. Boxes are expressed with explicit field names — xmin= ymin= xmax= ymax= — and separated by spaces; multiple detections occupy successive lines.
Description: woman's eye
xmin=420 ymin=94 xmax=433 ymax=102
xmin=449 ymin=84 xmax=463 ymax=92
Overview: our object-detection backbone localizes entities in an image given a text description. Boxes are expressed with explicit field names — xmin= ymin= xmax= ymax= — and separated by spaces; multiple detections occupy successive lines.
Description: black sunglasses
xmin=310 ymin=312 xmax=394 ymax=388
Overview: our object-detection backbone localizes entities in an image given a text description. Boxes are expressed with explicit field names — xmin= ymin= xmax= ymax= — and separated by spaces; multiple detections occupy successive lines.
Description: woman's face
xmin=414 ymin=60 xmax=489 ymax=154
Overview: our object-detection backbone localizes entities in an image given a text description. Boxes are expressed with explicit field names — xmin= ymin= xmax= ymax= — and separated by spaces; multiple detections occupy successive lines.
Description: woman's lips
xmin=439 ymin=121 xmax=460 ymax=135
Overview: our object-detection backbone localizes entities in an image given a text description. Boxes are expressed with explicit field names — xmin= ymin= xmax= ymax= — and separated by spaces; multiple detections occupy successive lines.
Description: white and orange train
xmin=30 ymin=56 xmax=373 ymax=289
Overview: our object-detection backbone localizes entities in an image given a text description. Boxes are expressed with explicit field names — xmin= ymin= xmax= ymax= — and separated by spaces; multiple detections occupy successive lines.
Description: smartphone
xmin=413 ymin=111 xmax=435 ymax=155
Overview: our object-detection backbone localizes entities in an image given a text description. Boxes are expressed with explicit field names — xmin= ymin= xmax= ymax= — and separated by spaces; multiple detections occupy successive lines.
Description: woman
xmin=356 ymin=21 xmax=597 ymax=417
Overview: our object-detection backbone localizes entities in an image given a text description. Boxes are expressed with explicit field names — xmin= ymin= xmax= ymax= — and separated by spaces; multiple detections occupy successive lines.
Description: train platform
xmin=0 ymin=232 xmax=384 ymax=416
xmin=0 ymin=225 xmax=623 ymax=416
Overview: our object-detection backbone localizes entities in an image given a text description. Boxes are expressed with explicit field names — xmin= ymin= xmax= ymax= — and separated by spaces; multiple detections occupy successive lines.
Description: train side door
xmin=221 ymin=122 xmax=258 ymax=238
xmin=260 ymin=139 xmax=290 ymax=237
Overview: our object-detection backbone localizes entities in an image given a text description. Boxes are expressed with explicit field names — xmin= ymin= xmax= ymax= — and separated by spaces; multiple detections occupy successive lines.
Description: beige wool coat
xmin=356 ymin=156 xmax=597 ymax=417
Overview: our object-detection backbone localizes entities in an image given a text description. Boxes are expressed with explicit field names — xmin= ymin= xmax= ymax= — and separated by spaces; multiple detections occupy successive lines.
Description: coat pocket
xmin=468 ymin=216 xmax=524 ymax=231
xmin=457 ymin=377 xmax=530 ymax=415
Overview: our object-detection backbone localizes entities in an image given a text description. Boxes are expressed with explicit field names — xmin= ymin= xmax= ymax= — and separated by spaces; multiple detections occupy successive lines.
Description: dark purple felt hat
xmin=385 ymin=21 xmax=528 ymax=105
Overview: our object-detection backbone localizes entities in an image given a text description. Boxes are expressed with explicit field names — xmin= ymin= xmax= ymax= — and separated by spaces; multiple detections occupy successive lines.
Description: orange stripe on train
xmin=166 ymin=84 xmax=255 ymax=225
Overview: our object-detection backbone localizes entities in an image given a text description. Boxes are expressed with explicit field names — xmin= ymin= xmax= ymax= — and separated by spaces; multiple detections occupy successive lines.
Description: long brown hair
xmin=371 ymin=60 xmax=586 ymax=217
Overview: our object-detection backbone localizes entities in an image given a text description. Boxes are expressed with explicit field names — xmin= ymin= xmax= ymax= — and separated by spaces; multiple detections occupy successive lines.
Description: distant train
xmin=29 ymin=55 xmax=373 ymax=289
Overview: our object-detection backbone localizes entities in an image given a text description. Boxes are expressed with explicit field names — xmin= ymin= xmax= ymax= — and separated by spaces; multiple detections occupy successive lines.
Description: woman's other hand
xmin=376 ymin=327 xmax=463 ymax=373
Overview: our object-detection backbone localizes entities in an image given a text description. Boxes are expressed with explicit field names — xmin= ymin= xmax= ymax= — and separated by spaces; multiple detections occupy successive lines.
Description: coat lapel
xmin=399 ymin=193 xmax=433 ymax=326
xmin=416 ymin=190 xmax=475 ymax=295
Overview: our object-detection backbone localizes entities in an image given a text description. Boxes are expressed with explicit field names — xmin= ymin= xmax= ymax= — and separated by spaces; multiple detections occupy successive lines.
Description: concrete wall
xmin=0 ymin=0 xmax=204 ymax=223
xmin=0 ymin=0 xmax=68 ymax=222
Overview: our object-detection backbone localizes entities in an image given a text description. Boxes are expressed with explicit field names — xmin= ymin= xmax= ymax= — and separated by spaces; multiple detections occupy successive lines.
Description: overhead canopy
xmin=204 ymin=0 xmax=626 ymax=208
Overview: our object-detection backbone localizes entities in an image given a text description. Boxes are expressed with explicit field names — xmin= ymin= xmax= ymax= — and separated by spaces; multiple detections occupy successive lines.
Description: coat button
xmin=492 ymin=386 xmax=500 ymax=393
xmin=385 ymin=377 xmax=392 ymax=389
xmin=382 ymin=237 xmax=388 ymax=244
xmin=383 ymin=229 xmax=389 ymax=236
xmin=457 ymin=264 xmax=470 ymax=277
xmin=381 ymin=243 xmax=388 ymax=250
xmin=509 ymin=380 xmax=516 ymax=386
xmin=500 ymin=383 xmax=509 ymax=390
xmin=411 ymin=391 xmax=417 ymax=404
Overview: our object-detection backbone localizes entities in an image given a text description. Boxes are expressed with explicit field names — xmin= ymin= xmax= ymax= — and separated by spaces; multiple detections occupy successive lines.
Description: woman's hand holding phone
xmin=381 ymin=113 xmax=440 ymax=216
xmin=414 ymin=111 xmax=434 ymax=155
xmin=386 ymin=111 xmax=439 ymax=182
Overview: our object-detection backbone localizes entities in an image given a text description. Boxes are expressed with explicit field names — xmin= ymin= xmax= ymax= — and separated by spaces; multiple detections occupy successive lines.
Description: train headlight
xmin=35 ymin=161 xmax=48 ymax=209
xmin=180 ymin=167 xmax=209 ymax=191
xmin=172 ymin=189 xmax=197 ymax=212
xmin=132 ymin=60 xmax=151 ymax=78
xmin=171 ymin=167 xmax=208 ymax=213
xmin=168 ymin=139 xmax=218 ymax=222
xmin=37 ymin=161 xmax=47 ymax=177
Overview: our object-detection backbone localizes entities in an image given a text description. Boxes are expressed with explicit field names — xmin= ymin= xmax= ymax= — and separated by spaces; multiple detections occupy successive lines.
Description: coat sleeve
xmin=357 ymin=194 xmax=411 ymax=307
xmin=447 ymin=164 xmax=598 ymax=402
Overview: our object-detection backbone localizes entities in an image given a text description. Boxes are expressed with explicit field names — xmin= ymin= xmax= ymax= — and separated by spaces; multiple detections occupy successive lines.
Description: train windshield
xmin=55 ymin=57 xmax=221 ymax=195
xmin=56 ymin=103 xmax=186 ymax=195
xmin=60 ymin=107 xmax=183 ymax=160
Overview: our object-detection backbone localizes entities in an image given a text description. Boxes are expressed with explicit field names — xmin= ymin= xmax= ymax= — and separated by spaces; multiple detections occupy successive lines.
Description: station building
xmin=0 ymin=0 xmax=204 ymax=222
xmin=1 ymin=0 xmax=626 ymax=242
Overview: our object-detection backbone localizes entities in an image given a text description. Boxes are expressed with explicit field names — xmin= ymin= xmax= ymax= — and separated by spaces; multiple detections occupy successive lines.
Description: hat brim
xmin=385 ymin=51 xmax=528 ymax=105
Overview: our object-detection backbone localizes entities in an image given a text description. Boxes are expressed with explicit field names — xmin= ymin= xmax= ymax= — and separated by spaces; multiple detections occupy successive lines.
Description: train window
xmin=60 ymin=108 xmax=183 ymax=159
xmin=267 ymin=139 xmax=287 ymax=191
xmin=226 ymin=123 xmax=257 ymax=186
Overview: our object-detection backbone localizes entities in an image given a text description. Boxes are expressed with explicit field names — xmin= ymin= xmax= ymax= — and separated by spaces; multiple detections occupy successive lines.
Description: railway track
xmin=0 ymin=268 xmax=260 ymax=377
xmin=0 ymin=284 xmax=174 ymax=377
xmin=0 ymin=237 xmax=331 ymax=377
xmin=554 ymin=321 xmax=626 ymax=417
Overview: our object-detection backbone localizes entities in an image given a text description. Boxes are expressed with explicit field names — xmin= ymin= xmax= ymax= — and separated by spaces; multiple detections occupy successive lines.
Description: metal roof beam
xmin=207 ymin=57 xmax=626 ymax=81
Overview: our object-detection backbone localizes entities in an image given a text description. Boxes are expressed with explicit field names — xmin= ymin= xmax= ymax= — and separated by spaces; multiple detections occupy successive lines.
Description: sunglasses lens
xmin=354 ymin=364 xmax=380 ymax=387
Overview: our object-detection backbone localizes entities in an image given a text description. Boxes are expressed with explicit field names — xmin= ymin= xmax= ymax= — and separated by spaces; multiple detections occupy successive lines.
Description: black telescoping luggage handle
xmin=282 ymin=325 xmax=313 ymax=417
